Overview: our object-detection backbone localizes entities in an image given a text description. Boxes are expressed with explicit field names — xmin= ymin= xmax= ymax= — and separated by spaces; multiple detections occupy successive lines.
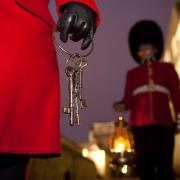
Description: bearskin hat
xmin=128 ymin=20 xmax=164 ymax=63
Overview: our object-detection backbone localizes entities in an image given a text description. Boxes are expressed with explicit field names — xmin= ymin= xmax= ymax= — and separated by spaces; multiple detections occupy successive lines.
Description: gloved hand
xmin=113 ymin=101 xmax=126 ymax=113
xmin=57 ymin=2 xmax=97 ymax=50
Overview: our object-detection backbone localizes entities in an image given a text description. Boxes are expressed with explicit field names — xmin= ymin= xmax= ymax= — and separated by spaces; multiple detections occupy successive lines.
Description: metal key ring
xmin=52 ymin=33 xmax=94 ymax=58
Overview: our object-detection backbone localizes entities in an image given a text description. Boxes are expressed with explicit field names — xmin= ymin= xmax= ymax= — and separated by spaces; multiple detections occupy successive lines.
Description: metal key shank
xmin=62 ymin=55 xmax=88 ymax=126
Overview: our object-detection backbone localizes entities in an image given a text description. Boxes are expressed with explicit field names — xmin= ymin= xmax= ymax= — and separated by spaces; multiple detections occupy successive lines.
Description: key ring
xmin=52 ymin=33 xmax=94 ymax=58
xmin=52 ymin=31 xmax=91 ymax=126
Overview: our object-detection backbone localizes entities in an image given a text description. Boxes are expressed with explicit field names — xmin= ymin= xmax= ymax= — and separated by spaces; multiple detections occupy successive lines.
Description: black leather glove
xmin=57 ymin=3 xmax=97 ymax=50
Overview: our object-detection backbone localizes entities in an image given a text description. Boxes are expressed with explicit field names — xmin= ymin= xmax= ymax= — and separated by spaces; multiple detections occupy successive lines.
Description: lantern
xmin=109 ymin=115 xmax=136 ymax=176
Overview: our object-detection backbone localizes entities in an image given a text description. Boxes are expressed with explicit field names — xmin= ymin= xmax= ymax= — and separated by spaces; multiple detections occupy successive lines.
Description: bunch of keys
xmin=62 ymin=54 xmax=88 ymax=126
xmin=53 ymin=34 xmax=93 ymax=126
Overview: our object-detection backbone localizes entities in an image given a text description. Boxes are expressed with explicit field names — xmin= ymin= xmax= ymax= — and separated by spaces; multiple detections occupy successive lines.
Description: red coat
xmin=0 ymin=0 xmax=99 ymax=154
xmin=122 ymin=62 xmax=180 ymax=127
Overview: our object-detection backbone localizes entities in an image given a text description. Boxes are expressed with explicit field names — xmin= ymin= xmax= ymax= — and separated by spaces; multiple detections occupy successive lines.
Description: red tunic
xmin=0 ymin=0 xmax=99 ymax=154
xmin=122 ymin=62 xmax=180 ymax=127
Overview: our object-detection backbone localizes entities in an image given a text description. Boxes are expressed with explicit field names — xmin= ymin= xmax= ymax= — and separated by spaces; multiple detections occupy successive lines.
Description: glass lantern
xmin=109 ymin=115 xmax=136 ymax=176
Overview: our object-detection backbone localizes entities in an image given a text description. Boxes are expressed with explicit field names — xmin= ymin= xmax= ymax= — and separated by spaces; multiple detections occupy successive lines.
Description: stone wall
xmin=164 ymin=2 xmax=180 ymax=177
xmin=27 ymin=136 xmax=100 ymax=180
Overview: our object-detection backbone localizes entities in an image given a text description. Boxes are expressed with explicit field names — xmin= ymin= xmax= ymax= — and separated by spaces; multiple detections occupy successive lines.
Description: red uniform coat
xmin=0 ymin=0 xmax=99 ymax=154
xmin=122 ymin=62 xmax=180 ymax=127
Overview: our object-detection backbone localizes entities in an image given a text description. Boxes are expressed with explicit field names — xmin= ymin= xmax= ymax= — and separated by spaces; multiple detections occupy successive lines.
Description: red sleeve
xmin=55 ymin=0 xmax=100 ymax=26
xmin=168 ymin=64 xmax=180 ymax=115
xmin=122 ymin=71 xmax=134 ymax=110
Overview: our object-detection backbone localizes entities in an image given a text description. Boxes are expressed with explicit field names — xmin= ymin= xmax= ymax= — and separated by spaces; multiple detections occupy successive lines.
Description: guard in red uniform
xmin=0 ymin=0 xmax=100 ymax=179
xmin=114 ymin=20 xmax=180 ymax=180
